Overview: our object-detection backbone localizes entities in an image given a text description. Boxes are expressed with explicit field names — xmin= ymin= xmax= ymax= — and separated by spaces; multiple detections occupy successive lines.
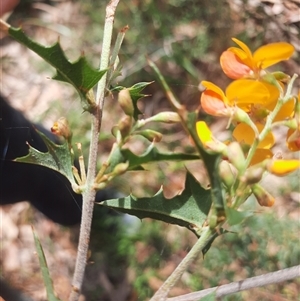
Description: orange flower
xmin=220 ymin=38 xmax=295 ymax=79
xmin=200 ymin=80 xmax=279 ymax=116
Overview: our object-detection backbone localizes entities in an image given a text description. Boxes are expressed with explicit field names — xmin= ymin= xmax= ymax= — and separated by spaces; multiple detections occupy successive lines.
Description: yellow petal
xmin=268 ymin=98 xmax=295 ymax=122
xmin=233 ymin=123 xmax=274 ymax=149
xmin=226 ymin=79 xmax=274 ymax=107
xmin=196 ymin=121 xmax=213 ymax=145
xmin=253 ymin=42 xmax=295 ymax=69
xmin=267 ymin=159 xmax=300 ymax=176
xmin=232 ymin=38 xmax=253 ymax=62
xmin=201 ymin=81 xmax=226 ymax=100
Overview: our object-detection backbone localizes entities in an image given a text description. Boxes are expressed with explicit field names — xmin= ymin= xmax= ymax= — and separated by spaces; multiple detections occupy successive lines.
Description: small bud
xmin=137 ymin=129 xmax=163 ymax=142
xmin=227 ymin=142 xmax=246 ymax=173
xmin=219 ymin=161 xmax=236 ymax=189
xmin=271 ymin=71 xmax=291 ymax=83
xmin=113 ymin=161 xmax=129 ymax=175
xmin=150 ymin=112 xmax=181 ymax=123
xmin=118 ymin=89 xmax=134 ymax=116
xmin=118 ymin=116 xmax=132 ymax=138
xmin=252 ymin=184 xmax=275 ymax=207
xmin=241 ymin=165 xmax=265 ymax=185
xmin=51 ymin=117 xmax=72 ymax=140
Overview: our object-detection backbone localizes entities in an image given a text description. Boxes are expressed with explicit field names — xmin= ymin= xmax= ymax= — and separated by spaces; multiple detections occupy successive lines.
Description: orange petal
xmin=250 ymin=149 xmax=273 ymax=165
xmin=220 ymin=50 xmax=252 ymax=79
xmin=200 ymin=81 xmax=228 ymax=116
xmin=253 ymin=42 xmax=295 ymax=69
xmin=287 ymin=128 xmax=300 ymax=151
xmin=267 ymin=159 xmax=300 ymax=176
xmin=232 ymin=38 xmax=253 ymax=62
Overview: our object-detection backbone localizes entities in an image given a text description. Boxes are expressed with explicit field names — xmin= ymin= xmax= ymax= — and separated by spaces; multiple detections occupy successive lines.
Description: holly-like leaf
xmin=108 ymin=143 xmax=200 ymax=172
xmin=8 ymin=26 xmax=106 ymax=108
xmin=112 ymin=82 xmax=153 ymax=120
xmin=101 ymin=172 xmax=212 ymax=236
xmin=15 ymin=130 xmax=77 ymax=188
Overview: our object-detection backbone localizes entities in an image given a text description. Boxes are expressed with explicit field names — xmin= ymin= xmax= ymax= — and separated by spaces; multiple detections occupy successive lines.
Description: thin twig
xmin=167 ymin=265 xmax=300 ymax=301
xmin=69 ymin=1 xmax=120 ymax=300
xmin=150 ymin=227 xmax=215 ymax=301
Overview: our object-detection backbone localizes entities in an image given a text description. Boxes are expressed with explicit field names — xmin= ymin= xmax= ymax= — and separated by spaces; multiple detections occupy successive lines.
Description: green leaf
xmin=111 ymin=82 xmax=153 ymax=120
xmin=108 ymin=143 xmax=200 ymax=172
xmin=102 ymin=171 xmax=212 ymax=236
xmin=225 ymin=207 xmax=252 ymax=226
xmin=15 ymin=130 xmax=77 ymax=188
xmin=8 ymin=26 xmax=106 ymax=108
xmin=32 ymin=227 xmax=62 ymax=301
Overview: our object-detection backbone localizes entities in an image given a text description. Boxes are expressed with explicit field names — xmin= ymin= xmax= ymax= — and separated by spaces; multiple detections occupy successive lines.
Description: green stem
xmin=245 ymin=74 xmax=298 ymax=167
xmin=150 ymin=227 xmax=214 ymax=301
xmin=69 ymin=1 xmax=120 ymax=301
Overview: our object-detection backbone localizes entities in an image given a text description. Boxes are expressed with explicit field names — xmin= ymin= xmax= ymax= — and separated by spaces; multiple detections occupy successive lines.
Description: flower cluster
xmin=197 ymin=38 xmax=299 ymax=207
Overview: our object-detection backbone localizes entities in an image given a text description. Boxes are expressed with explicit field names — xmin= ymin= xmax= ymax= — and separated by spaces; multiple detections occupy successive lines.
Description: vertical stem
xmin=150 ymin=227 xmax=214 ymax=301
xmin=69 ymin=1 xmax=120 ymax=300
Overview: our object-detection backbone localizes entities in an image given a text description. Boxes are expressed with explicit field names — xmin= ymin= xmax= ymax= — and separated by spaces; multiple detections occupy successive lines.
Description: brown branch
xmin=167 ymin=265 xmax=300 ymax=301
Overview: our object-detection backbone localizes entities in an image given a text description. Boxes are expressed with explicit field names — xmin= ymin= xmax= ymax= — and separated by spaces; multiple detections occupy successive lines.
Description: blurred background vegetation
xmin=1 ymin=0 xmax=299 ymax=300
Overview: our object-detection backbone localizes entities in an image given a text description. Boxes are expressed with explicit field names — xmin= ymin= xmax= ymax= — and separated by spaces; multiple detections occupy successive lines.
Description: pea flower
xmin=200 ymin=80 xmax=279 ymax=116
xmin=220 ymin=38 xmax=295 ymax=80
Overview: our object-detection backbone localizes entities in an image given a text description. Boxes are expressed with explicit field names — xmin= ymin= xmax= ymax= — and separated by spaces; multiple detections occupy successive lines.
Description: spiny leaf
xmin=111 ymin=82 xmax=153 ymax=120
xmin=108 ymin=143 xmax=200 ymax=172
xmin=8 ymin=26 xmax=106 ymax=108
xmin=32 ymin=227 xmax=62 ymax=301
xmin=15 ymin=130 xmax=77 ymax=188
xmin=101 ymin=171 xmax=212 ymax=236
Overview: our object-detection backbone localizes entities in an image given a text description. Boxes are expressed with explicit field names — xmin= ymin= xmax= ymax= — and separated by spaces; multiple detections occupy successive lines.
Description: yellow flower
xmin=220 ymin=38 xmax=295 ymax=79
xmin=200 ymin=80 xmax=279 ymax=115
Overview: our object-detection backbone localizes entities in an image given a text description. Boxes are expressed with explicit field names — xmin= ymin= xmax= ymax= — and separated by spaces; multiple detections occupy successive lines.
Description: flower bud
xmin=118 ymin=115 xmax=132 ymax=138
xmin=118 ymin=88 xmax=134 ymax=116
xmin=137 ymin=129 xmax=163 ymax=142
xmin=227 ymin=141 xmax=246 ymax=173
xmin=219 ymin=160 xmax=236 ymax=189
xmin=113 ymin=161 xmax=129 ymax=175
xmin=271 ymin=71 xmax=291 ymax=83
xmin=241 ymin=165 xmax=264 ymax=185
xmin=252 ymin=184 xmax=275 ymax=207
xmin=150 ymin=112 xmax=181 ymax=123
xmin=51 ymin=117 xmax=72 ymax=140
